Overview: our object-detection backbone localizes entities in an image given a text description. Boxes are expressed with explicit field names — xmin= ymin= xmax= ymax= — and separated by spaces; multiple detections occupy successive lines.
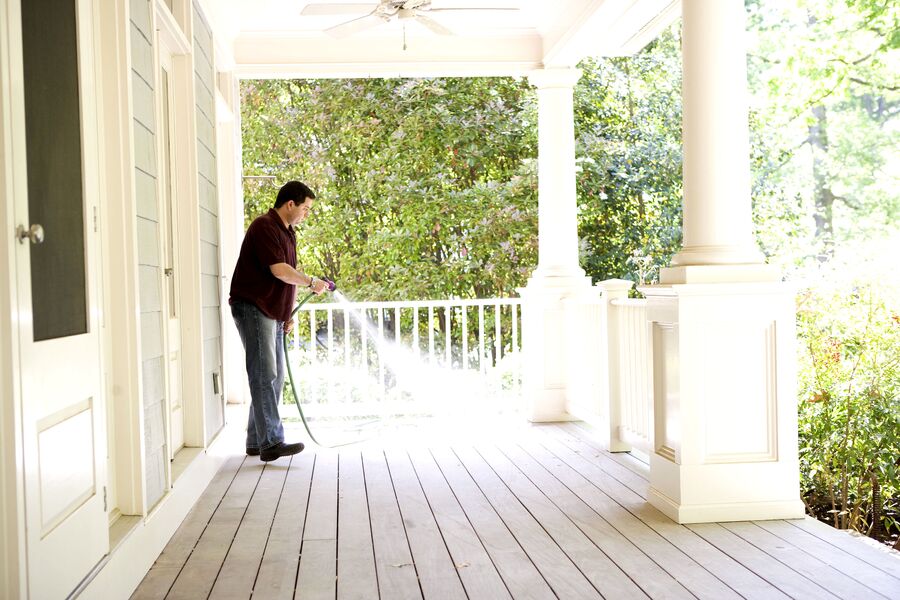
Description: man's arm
xmin=269 ymin=263 xmax=329 ymax=294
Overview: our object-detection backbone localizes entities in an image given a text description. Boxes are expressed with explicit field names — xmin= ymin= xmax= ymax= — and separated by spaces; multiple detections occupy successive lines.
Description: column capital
xmin=528 ymin=67 xmax=582 ymax=90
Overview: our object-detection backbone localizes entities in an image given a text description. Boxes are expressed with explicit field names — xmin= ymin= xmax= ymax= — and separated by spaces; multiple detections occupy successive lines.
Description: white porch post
xmin=643 ymin=0 xmax=804 ymax=522
xmin=519 ymin=67 xmax=591 ymax=422
xmin=662 ymin=0 xmax=772 ymax=284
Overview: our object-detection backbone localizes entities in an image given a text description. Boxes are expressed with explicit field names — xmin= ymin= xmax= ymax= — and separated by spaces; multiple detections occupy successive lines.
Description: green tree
xmin=574 ymin=26 xmax=684 ymax=285
xmin=241 ymin=77 xmax=539 ymax=301
xmin=746 ymin=0 xmax=900 ymax=266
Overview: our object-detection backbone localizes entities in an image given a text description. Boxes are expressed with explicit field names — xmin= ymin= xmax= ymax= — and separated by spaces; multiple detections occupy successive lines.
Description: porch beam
xmin=542 ymin=0 xmax=681 ymax=66
xmin=232 ymin=33 xmax=543 ymax=79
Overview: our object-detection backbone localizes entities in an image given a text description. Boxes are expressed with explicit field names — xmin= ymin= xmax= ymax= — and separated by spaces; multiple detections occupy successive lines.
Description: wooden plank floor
xmin=132 ymin=421 xmax=900 ymax=600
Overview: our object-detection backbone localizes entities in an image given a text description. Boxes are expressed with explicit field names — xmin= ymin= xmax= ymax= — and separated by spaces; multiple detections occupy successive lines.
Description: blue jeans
xmin=231 ymin=300 xmax=285 ymax=451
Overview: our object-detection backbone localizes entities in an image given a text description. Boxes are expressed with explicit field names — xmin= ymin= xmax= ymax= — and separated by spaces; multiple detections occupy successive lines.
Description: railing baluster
xmin=478 ymin=304 xmax=485 ymax=376
xmin=361 ymin=305 xmax=368 ymax=387
xmin=309 ymin=308 xmax=316 ymax=406
xmin=428 ymin=306 xmax=435 ymax=367
xmin=413 ymin=306 xmax=420 ymax=359
xmin=494 ymin=301 xmax=502 ymax=362
xmin=344 ymin=308 xmax=351 ymax=404
xmin=512 ymin=301 xmax=518 ymax=354
xmin=461 ymin=305 xmax=468 ymax=370
xmin=444 ymin=304 xmax=451 ymax=368
xmin=378 ymin=307 xmax=385 ymax=401
xmin=327 ymin=308 xmax=334 ymax=365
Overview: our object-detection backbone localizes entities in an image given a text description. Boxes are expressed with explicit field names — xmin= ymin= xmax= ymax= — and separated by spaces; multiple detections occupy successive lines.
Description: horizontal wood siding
xmin=192 ymin=1 xmax=223 ymax=442
xmin=131 ymin=0 xmax=167 ymax=509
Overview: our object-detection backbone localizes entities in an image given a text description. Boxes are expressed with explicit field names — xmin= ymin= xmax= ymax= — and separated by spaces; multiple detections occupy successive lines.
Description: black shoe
xmin=260 ymin=442 xmax=305 ymax=462
xmin=246 ymin=447 xmax=260 ymax=456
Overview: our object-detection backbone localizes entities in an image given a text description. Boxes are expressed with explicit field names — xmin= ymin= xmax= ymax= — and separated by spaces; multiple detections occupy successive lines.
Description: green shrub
xmin=797 ymin=281 xmax=900 ymax=544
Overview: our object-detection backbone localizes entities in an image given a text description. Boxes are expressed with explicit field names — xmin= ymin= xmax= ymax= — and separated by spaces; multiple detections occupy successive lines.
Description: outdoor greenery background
xmin=240 ymin=0 xmax=899 ymax=545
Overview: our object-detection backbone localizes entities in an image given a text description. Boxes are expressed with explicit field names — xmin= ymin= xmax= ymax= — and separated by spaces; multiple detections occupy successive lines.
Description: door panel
xmin=158 ymin=44 xmax=184 ymax=456
xmin=21 ymin=0 xmax=87 ymax=342
xmin=13 ymin=0 xmax=108 ymax=596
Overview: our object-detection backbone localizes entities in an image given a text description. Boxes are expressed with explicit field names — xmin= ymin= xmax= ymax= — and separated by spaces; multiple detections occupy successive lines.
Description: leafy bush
xmin=797 ymin=277 xmax=900 ymax=545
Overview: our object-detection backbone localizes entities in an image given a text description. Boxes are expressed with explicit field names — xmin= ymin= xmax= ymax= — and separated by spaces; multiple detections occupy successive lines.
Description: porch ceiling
xmin=201 ymin=0 xmax=680 ymax=78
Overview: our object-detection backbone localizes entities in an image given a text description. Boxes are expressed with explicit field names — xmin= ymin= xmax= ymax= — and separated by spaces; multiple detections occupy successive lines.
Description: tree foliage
xmin=242 ymin=77 xmax=538 ymax=301
xmin=575 ymin=29 xmax=683 ymax=285
xmin=747 ymin=0 xmax=900 ymax=267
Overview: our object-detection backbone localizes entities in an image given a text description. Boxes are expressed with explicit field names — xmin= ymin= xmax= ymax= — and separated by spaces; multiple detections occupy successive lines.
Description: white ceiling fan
xmin=301 ymin=0 xmax=520 ymax=39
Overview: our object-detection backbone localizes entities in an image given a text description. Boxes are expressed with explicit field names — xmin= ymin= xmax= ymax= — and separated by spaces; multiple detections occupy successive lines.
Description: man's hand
xmin=284 ymin=318 xmax=294 ymax=335
xmin=310 ymin=277 xmax=329 ymax=295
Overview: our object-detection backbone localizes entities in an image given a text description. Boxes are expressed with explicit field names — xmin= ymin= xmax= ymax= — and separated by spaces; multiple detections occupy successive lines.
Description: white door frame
xmin=96 ymin=0 xmax=146 ymax=522
xmin=0 ymin=0 xmax=27 ymax=593
xmin=154 ymin=0 xmax=206 ymax=449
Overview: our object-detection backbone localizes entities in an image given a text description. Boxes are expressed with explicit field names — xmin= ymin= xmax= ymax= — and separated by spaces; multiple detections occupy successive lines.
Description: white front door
xmin=158 ymin=44 xmax=185 ymax=456
xmin=10 ymin=0 xmax=108 ymax=596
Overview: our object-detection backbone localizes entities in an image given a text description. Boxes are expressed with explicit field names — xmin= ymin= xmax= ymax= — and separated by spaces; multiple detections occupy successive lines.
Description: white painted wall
xmin=193 ymin=2 xmax=225 ymax=441
xmin=131 ymin=0 xmax=169 ymax=510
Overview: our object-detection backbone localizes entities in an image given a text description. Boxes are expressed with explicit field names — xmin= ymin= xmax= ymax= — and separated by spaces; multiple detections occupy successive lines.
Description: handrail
xmin=284 ymin=297 xmax=523 ymax=419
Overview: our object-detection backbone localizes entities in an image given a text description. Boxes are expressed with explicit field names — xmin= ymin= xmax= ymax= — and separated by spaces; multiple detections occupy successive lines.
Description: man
xmin=230 ymin=181 xmax=329 ymax=461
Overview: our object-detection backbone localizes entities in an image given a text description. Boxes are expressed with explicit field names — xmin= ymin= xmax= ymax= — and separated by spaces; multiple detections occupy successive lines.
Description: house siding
xmin=193 ymin=2 xmax=224 ymax=442
xmin=131 ymin=0 xmax=167 ymax=509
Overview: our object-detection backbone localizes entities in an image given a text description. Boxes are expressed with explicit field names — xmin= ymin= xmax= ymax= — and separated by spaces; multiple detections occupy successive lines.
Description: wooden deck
xmin=132 ymin=421 xmax=900 ymax=600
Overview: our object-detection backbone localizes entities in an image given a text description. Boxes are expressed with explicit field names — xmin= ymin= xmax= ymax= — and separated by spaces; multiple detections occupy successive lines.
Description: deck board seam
xmin=451 ymin=446 xmax=589 ymax=599
xmin=501 ymin=442 xmax=688 ymax=600
xmin=528 ymin=436 xmax=748 ymax=599
xmin=382 ymin=449 xmax=428 ymax=600
xmin=739 ymin=521 xmax=893 ymax=599
xmin=687 ymin=523 xmax=841 ymax=600
xmin=204 ymin=460 xmax=268 ymax=600
xmin=292 ymin=453 xmax=318 ymax=599
xmin=360 ymin=452 xmax=383 ymax=600
xmin=428 ymin=447 xmax=558 ymax=600
xmin=148 ymin=460 xmax=243 ymax=599
xmin=396 ymin=449 xmax=470 ymax=599
xmin=784 ymin=519 xmax=900 ymax=581
xmin=547 ymin=424 xmax=649 ymax=500
xmin=417 ymin=448 xmax=515 ymax=600
xmin=159 ymin=455 xmax=246 ymax=600
xmin=756 ymin=519 xmax=900 ymax=594
xmin=248 ymin=456 xmax=297 ymax=598
xmin=474 ymin=444 xmax=646 ymax=599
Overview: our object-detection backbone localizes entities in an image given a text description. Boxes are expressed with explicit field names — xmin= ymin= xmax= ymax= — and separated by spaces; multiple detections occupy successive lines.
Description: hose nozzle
xmin=322 ymin=277 xmax=337 ymax=292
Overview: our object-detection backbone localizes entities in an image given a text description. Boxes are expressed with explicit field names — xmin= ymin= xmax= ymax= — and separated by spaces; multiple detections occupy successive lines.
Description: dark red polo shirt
xmin=229 ymin=208 xmax=297 ymax=322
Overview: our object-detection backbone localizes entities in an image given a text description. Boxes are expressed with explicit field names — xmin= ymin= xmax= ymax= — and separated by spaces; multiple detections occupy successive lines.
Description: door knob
xmin=16 ymin=223 xmax=44 ymax=245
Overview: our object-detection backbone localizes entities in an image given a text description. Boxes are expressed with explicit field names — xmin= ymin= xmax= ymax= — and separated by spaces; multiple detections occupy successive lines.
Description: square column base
xmin=518 ymin=274 xmax=592 ymax=422
xmin=642 ymin=281 xmax=804 ymax=523
xmin=650 ymin=486 xmax=805 ymax=523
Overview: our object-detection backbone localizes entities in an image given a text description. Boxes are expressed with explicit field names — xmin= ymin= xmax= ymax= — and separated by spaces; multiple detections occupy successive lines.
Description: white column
xmin=519 ymin=67 xmax=591 ymax=422
xmin=661 ymin=0 xmax=774 ymax=284
xmin=643 ymin=0 xmax=803 ymax=523
xmin=529 ymin=67 xmax=585 ymax=279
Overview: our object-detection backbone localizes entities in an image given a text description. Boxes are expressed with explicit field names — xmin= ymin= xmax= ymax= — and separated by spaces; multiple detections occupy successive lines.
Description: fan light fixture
xmin=301 ymin=0 xmax=519 ymax=39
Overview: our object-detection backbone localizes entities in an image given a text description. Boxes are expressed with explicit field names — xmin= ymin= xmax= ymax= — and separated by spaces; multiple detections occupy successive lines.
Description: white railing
xmin=610 ymin=296 xmax=653 ymax=453
xmin=284 ymin=297 xmax=522 ymax=421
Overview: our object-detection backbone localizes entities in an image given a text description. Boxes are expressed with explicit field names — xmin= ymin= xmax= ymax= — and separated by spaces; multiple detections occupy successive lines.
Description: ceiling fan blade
xmin=426 ymin=7 xmax=520 ymax=13
xmin=325 ymin=13 xmax=386 ymax=37
xmin=301 ymin=3 xmax=376 ymax=16
xmin=415 ymin=14 xmax=453 ymax=35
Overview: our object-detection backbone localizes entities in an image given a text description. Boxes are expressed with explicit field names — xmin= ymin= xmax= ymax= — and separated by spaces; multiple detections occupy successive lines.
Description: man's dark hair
xmin=274 ymin=180 xmax=316 ymax=208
